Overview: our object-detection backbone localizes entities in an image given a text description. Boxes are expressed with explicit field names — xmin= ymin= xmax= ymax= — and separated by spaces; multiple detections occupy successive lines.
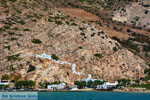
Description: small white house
xmin=0 ymin=79 xmax=8 ymax=85
xmin=82 ymin=74 xmax=103 ymax=82
xmin=96 ymin=81 xmax=118 ymax=90
xmin=70 ymin=85 xmax=78 ymax=91
xmin=47 ymin=83 xmax=66 ymax=90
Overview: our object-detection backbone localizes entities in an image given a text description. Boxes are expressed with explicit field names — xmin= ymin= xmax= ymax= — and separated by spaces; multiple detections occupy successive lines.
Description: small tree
xmin=32 ymin=39 xmax=42 ymax=44
xmin=53 ymin=81 xmax=60 ymax=84
xmin=94 ymin=53 xmax=103 ymax=59
xmin=0 ymin=85 xmax=9 ymax=89
xmin=15 ymin=80 xmax=35 ymax=89
xmin=117 ymin=78 xmax=131 ymax=86
xmin=92 ymin=80 xmax=104 ymax=88
xmin=15 ymin=81 xmax=24 ymax=88
xmin=74 ymin=81 xmax=86 ymax=89
xmin=42 ymin=81 xmax=51 ymax=88
xmin=28 ymin=80 xmax=35 ymax=88
xmin=24 ymin=80 xmax=29 ymax=88
xmin=2 ymin=74 xmax=10 ymax=80
xmin=39 ymin=82 xmax=44 ymax=88
xmin=87 ymin=81 xmax=93 ymax=88
xmin=51 ymin=54 xmax=59 ymax=60
xmin=14 ymin=75 xmax=21 ymax=82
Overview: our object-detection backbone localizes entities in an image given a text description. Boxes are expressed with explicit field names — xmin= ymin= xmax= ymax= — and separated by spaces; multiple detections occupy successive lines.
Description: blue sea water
xmin=38 ymin=91 xmax=150 ymax=100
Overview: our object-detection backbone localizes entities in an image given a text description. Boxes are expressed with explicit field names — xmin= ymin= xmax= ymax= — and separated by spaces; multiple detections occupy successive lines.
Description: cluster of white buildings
xmin=81 ymin=74 xmax=118 ymax=90
xmin=35 ymin=53 xmax=119 ymax=91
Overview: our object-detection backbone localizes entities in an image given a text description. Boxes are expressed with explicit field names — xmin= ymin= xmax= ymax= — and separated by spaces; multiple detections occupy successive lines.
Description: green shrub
xmin=32 ymin=39 xmax=42 ymax=44
xmin=78 ymin=46 xmax=83 ymax=49
xmin=71 ymin=23 xmax=77 ymax=26
xmin=17 ymin=34 xmax=23 ymax=36
xmin=112 ymin=36 xmax=140 ymax=53
xmin=3 ymin=25 xmax=10 ymax=29
xmin=135 ymin=79 xmax=140 ymax=84
xmin=74 ymin=81 xmax=86 ymax=89
xmin=9 ymin=0 xmax=17 ymax=2
xmin=12 ymin=27 xmax=19 ymax=30
xmin=32 ymin=19 xmax=37 ymax=22
xmin=40 ymin=81 xmax=61 ymax=88
xmin=15 ymin=80 xmax=35 ymax=88
xmin=97 ymin=32 xmax=102 ymax=36
xmin=94 ymin=53 xmax=103 ymax=59
xmin=14 ymin=75 xmax=21 ymax=82
xmin=27 ymin=64 xmax=36 ymax=73
xmin=0 ymin=28 xmax=3 ymax=33
xmin=112 ymin=36 xmax=120 ymax=42
xmin=18 ymin=20 xmax=25 ymax=25
xmin=91 ymin=33 xmax=96 ymax=37
xmin=113 ymin=47 xmax=118 ymax=52
xmin=23 ymin=29 xmax=30 ymax=31
xmin=143 ymin=45 xmax=150 ymax=52
xmin=129 ymin=84 xmax=150 ymax=90
xmin=80 ymin=32 xmax=85 ymax=36
xmin=48 ymin=18 xmax=53 ymax=22
xmin=92 ymin=80 xmax=104 ymax=88
xmin=0 ymin=85 xmax=9 ymax=89
xmin=4 ymin=45 xmax=10 ymax=50
xmin=10 ymin=37 xmax=17 ymax=41
xmin=8 ymin=32 xmax=15 ymax=35
xmin=55 ymin=20 xmax=63 ymax=25
xmin=51 ymin=54 xmax=59 ymax=60
xmin=144 ymin=68 xmax=150 ymax=75
xmin=66 ymin=21 xmax=70 ymax=25
xmin=117 ymin=78 xmax=131 ymax=85
xmin=7 ymin=54 xmax=20 ymax=61
xmin=127 ymin=29 xmax=131 ymax=33
xmin=2 ymin=74 xmax=10 ymax=80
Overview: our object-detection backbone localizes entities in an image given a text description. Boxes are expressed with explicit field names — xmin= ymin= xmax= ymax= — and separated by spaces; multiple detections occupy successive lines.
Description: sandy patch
xmin=58 ymin=8 xmax=99 ymax=21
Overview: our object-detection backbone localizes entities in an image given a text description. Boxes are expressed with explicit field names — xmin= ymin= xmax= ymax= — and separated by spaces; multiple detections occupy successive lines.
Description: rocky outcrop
xmin=113 ymin=0 xmax=150 ymax=29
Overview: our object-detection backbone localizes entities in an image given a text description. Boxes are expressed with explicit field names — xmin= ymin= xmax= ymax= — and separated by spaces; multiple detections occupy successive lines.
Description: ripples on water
xmin=38 ymin=91 xmax=150 ymax=100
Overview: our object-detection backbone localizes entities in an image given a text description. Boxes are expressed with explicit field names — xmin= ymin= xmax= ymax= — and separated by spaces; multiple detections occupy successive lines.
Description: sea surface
xmin=38 ymin=91 xmax=150 ymax=100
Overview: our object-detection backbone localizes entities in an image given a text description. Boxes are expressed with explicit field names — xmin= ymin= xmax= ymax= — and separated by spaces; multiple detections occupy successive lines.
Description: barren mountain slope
xmin=0 ymin=0 xmax=149 ymax=87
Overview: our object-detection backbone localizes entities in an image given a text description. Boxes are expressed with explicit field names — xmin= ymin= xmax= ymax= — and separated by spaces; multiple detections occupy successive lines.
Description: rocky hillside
xmin=113 ymin=0 xmax=150 ymax=29
xmin=49 ymin=0 xmax=150 ymax=62
xmin=0 ymin=0 xmax=149 ymax=87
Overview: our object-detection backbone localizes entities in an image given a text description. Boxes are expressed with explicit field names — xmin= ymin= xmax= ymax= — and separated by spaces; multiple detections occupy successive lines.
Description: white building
xmin=47 ymin=83 xmax=66 ymax=90
xmin=0 ymin=79 xmax=8 ymax=85
xmin=96 ymin=81 xmax=118 ymax=90
xmin=70 ymin=85 xmax=78 ymax=91
xmin=82 ymin=74 xmax=103 ymax=82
